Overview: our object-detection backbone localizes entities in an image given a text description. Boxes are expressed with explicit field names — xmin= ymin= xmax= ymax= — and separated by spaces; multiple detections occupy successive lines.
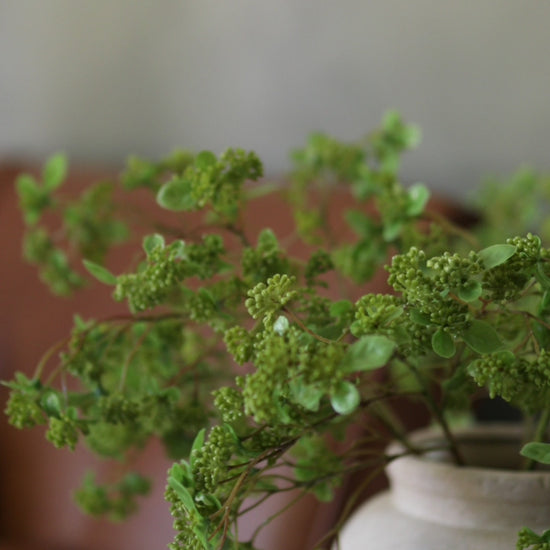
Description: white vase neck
xmin=387 ymin=425 xmax=550 ymax=531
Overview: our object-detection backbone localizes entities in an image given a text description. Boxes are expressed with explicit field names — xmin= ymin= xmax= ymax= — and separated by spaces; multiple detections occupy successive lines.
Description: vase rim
xmin=387 ymin=422 xmax=542 ymax=474
xmin=385 ymin=423 xmax=550 ymax=530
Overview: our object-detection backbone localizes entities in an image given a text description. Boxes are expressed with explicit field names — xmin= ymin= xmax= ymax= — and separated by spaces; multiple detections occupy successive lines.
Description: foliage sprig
xmin=7 ymin=112 xmax=550 ymax=548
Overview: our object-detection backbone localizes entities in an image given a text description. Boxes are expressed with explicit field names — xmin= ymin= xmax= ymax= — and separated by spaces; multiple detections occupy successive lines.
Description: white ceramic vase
xmin=338 ymin=425 xmax=550 ymax=549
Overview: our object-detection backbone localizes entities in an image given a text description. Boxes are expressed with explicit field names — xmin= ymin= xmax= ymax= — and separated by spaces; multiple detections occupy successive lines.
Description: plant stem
xmin=436 ymin=410 xmax=466 ymax=466
xmin=283 ymin=307 xmax=342 ymax=345
xmin=534 ymin=408 xmax=550 ymax=443
xmin=402 ymin=358 xmax=466 ymax=465
xmin=525 ymin=407 xmax=550 ymax=470
xmin=34 ymin=337 xmax=70 ymax=380
xmin=314 ymin=459 xmax=389 ymax=549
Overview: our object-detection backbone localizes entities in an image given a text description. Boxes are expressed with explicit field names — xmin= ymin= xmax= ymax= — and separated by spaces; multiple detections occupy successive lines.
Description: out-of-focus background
xmin=2 ymin=1 xmax=550 ymax=195
xmin=2 ymin=2 xmax=550 ymax=550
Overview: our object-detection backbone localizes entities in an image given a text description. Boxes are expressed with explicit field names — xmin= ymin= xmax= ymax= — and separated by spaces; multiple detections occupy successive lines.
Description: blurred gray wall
xmin=1 ymin=1 xmax=550 ymax=196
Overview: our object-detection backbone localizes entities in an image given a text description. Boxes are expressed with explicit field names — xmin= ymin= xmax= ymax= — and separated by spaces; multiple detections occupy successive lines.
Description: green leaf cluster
xmin=121 ymin=150 xmax=194 ymax=191
xmin=517 ymin=527 xmax=550 ymax=550
xmin=74 ymin=471 xmax=151 ymax=522
xmin=157 ymin=148 xmax=263 ymax=222
xmin=16 ymin=156 xmax=131 ymax=295
xmin=9 ymin=112 xmax=550 ymax=549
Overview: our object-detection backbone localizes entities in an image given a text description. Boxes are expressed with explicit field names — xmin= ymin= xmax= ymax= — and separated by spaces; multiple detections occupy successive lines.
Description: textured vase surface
xmin=338 ymin=425 xmax=550 ymax=549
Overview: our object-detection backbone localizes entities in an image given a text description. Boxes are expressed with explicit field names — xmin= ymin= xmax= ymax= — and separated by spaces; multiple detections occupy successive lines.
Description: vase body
xmin=338 ymin=425 xmax=550 ymax=549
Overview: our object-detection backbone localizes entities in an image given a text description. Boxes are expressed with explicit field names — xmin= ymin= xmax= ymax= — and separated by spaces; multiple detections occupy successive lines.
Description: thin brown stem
xmin=34 ymin=337 xmax=71 ymax=380
xmin=118 ymin=325 xmax=152 ymax=391
xmin=283 ymin=307 xmax=343 ymax=345
xmin=524 ymin=407 xmax=550 ymax=471
xmin=248 ymin=489 xmax=309 ymax=547
xmin=399 ymin=357 xmax=465 ymax=465
xmin=313 ymin=459 xmax=390 ymax=549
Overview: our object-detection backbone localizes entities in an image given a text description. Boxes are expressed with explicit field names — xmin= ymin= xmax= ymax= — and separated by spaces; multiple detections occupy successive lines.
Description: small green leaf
xmin=520 ymin=442 xmax=550 ymax=465
xmin=66 ymin=406 xmax=79 ymax=421
xmin=478 ymin=244 xmax=516 ymax=269
xmin=345 ymin=210 xmax=376 ymax=238
xmin=432 ymin=329 xmax=456 ymax=358
xmin=274 ymin=399 xmax=295 ymax=425
xmin=382 ymin=219 xmax=403 ymax=242
xmin=16 ymin=173 xmax=39 ymax=196
xmin=330 ymin=300 xmax=353 ymax=318
xmin=330 ymin=381 xmax=360 ymax=415
xmin=195 ymin=150 xmax=217 ymax=169
xmin=222 ymin=423 xmax=240 ymax=447
xmin=192 ymin=521 xmax=213 ymax=549
xmin=313 ymin=482 xmax=334 ymax=502
xmin=198 ymin=287 xmax=216 ymax=306
xmin=254 ymin=478 xmax=280 ymax=493
xmin=409 ymin=308 xmax=432 ymax=325
xmin=16 ymin=174 xmax=47 ymax=225
xmin=295 ymin=463 xmax=317 ymax=482
xmin=342 ymin=335 xmax=396 ymax=373
xmin=43 ymin=153 xmax=67 ymax=191
xmin=83 ymin=260 xmax=117 ymax=285
xmin=244 ymin=181 xmax=280 ymax=200
xmin=190 ymin=428 xmax=206 ymax=466
xmin=462 ymin=320 xmax=503 ymax=354
xmin=406 ymin=183 xmax=430 ymax=216
xmin=73 ymin=315 xmax=92 ymax=331
xmin=290 ymin=379 xmax=324 ymax=411
xmin=458 ymin=280 xmax=483 ymax=302
xmin=257 ymin=228 xmax=279 ymax=250
xmin=5 ymin=372 xmax=41 ymax=392
xmin=390 ymin=360 xmax=422 ymax=392
xmin=194 ymin=492 xmax=221 ymax=510
xmin=120 ymin=472 xmax=151 ymax=495
xmin=347 ymin=239 xmax=378 ymax=282
xmin=143 ymin=233 xmax=165 ymax=256
xmin=50 ymin=249 xmax=70 ymax=270
xmin=540 ymin=290 xmax=550 ymax=313
xmin=517 ymin=527 xmax=550 ymax=546
xmin=353 ymin=166 xmax=377 ymax=200
xmin=535 ymin=262 xmax=550 ymax=290
xmin=168 ymin=477 xmax=197 ymax=513
xmin=156 ymin=177 xmax=196 ymax=211
xmin=41 ymin=391 xmax=62 ymax=416
xmin=533 ymin=321 xmax=550 ymax=349
xmin=172 ymin=240 xmax=187 ymax=259
xmin=168 ymin=462 xmax=194 ymax=488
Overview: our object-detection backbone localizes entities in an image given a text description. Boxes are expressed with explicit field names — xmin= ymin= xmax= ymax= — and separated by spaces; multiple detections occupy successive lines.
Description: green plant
xmin=5 ymin=112 xmax=550 ymax=549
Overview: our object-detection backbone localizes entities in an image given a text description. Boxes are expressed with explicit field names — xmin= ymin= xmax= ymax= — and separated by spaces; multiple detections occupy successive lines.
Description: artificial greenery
xmin=6 ymin=111 xmax=550 ymax=549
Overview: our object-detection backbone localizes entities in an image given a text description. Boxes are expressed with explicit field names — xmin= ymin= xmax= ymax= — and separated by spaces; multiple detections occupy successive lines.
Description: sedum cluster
xmin=6 ymin=112 xmax=550 ymax=549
